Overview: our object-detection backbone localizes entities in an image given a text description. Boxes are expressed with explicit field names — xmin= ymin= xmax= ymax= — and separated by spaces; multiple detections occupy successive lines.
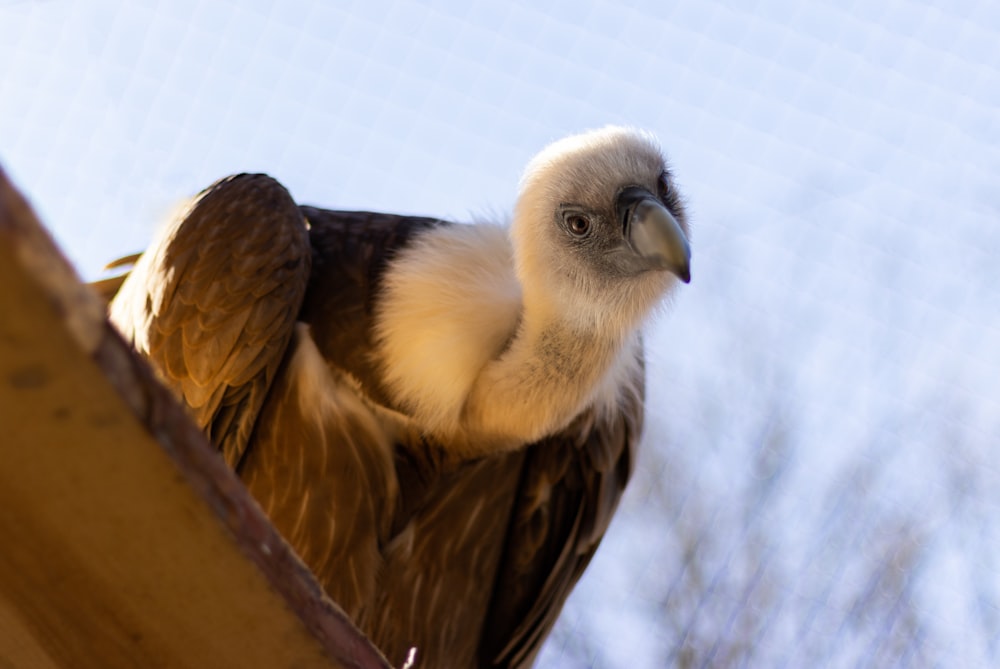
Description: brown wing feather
xmin=239 ymin=327 xmax=400 ymax=628
xmin=109 ymin=174 xmax=311 ymax=467
xmin=482 ymin=355 xmax=643 ymax=668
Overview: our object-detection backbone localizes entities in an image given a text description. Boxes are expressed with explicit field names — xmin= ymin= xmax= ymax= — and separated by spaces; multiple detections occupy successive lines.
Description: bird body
xmin=107 ymin=127 xmax=690 ymax=667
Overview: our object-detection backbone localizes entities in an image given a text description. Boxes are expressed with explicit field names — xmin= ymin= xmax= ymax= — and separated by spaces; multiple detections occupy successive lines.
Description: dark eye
xmin=566 ymin=214 xmax=591 ymax=236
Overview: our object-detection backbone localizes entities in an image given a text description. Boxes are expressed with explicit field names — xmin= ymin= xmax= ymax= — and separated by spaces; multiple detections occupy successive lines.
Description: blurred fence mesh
xmin=2 ymin=1 xmax=998 ymax=667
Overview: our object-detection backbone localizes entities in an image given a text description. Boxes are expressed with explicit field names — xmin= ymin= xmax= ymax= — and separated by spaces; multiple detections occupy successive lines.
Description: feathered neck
xmin=373 ymin=223 xmax=644 ymax=459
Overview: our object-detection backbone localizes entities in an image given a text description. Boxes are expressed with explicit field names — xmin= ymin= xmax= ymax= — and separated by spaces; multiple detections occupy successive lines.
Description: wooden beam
xmin=0 ymin=166 xmax=394 ymax=669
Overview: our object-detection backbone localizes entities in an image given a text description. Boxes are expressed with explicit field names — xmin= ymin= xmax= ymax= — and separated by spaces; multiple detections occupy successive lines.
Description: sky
xmin=2 ymin=0 xmax=999 ymax=666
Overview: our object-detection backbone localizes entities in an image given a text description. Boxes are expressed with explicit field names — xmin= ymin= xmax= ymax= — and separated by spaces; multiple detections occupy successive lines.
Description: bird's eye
xmin=566 ymin=214 xmax=591 ymax=236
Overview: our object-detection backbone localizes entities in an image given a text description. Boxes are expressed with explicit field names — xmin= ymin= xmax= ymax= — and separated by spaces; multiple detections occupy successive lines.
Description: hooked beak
xmin=617 ymin=186 xmax=691 ymax=283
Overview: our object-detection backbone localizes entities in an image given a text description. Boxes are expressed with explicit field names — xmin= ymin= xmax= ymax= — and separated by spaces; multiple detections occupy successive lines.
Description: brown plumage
xmin=107 ymin=127 xmax=690 ymax=668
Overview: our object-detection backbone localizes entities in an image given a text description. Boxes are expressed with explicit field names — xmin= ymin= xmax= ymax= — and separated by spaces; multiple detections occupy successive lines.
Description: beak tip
xmin=674 ymin=263 xmax=691 ymax=284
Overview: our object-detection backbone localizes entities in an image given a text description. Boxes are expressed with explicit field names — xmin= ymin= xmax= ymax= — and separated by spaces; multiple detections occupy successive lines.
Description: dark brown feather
xmin=299 ymin=207 xmax=443 ymax=411
xmin=480 ymin=366 xmax=642 ymax=668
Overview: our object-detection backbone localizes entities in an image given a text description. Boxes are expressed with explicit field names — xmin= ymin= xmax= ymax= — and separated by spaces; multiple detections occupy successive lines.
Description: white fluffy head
xmin=510 ymin=126 xmax=687 ymax=337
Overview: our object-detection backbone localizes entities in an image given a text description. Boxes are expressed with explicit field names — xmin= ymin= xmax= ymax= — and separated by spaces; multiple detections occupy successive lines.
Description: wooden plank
xmin=0 ymin=166 xmax=394 ymax=669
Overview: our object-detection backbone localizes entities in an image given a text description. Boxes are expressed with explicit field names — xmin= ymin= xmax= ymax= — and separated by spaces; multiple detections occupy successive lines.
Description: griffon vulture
xmin=105 ymin=127 xmax=691 ymax=668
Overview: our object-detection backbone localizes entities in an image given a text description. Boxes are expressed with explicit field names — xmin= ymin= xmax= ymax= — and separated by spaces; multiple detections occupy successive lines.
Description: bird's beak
xmin=618 ymin=187 xmax=691 ymax=283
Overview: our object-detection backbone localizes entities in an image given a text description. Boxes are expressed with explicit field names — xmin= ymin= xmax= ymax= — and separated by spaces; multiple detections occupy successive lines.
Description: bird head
xmin=511 ymin=126 xmax=691 ymax=335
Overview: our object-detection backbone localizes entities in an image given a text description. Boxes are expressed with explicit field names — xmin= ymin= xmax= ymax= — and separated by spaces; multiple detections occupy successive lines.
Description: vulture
xmin=105 ymin=126 xmax=691 ymax=668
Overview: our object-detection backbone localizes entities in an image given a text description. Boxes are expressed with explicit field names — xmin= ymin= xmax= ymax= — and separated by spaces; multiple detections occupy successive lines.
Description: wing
xmin=109 ymin=174 xmax=311 ymax=468
xmin=481 ymin=355 xmax=644 ymax=668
